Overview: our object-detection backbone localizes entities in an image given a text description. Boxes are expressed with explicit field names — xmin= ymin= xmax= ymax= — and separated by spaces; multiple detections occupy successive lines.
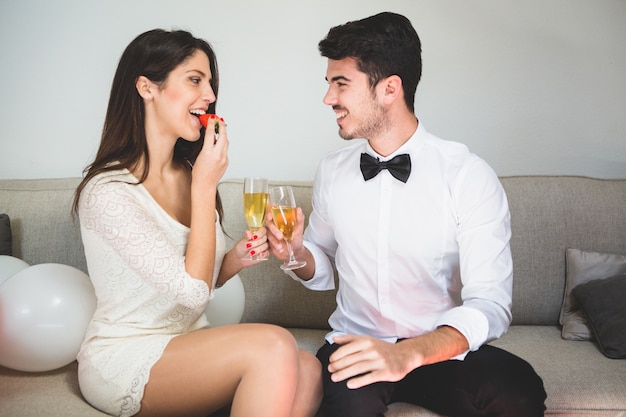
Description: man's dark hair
xmin=318 ymin=12 xmax=422 ymax=112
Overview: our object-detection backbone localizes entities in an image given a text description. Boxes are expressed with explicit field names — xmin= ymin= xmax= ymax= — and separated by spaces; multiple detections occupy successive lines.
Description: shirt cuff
xmin=434 ymin=306 xmax=490 ymax=353
xmin=284 ymin=241 xmax=336 ymax=291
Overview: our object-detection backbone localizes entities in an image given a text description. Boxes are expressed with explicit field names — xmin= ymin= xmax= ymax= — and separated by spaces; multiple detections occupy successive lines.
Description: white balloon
xmin=0 ymin=255 xmax=30 ymax=287
xmin=0 ymin=263 xmax=96 ymax=372
xmin=204 ymin=274 xmax=245 ymax=327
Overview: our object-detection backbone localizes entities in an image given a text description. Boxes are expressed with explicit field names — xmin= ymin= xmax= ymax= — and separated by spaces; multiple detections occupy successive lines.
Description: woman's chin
xmin=180 ymin=132 xmax=202 ymax=142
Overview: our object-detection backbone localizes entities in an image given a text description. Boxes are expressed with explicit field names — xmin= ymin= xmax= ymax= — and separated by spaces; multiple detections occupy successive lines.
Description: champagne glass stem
xmin=280 ymin=239 xmax=306 ymax=270
xmin=285 ymin=240 xmax=296 ymax=266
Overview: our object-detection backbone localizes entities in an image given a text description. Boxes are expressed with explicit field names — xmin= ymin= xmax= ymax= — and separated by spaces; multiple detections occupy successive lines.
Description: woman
xmin=72 ymin=29 xmax=322 ymax=417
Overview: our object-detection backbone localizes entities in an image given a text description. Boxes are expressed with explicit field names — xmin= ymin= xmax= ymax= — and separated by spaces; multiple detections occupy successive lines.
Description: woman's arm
xmin=185 ymin=120 xmax=229 ymax=285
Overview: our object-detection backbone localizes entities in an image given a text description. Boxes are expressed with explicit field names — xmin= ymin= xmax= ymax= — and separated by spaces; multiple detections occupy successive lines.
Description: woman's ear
xmin=136 ymin=76 xmax=153 ymax=100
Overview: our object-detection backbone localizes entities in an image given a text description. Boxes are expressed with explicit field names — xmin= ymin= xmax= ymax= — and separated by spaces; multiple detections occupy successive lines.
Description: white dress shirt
xmin=292 ymin=123 xmax=512 ymax=358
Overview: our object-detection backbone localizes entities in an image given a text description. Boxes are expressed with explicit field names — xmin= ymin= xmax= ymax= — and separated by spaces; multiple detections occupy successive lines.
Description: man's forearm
xmin=398 ymin=325 xmax=470 ymax=371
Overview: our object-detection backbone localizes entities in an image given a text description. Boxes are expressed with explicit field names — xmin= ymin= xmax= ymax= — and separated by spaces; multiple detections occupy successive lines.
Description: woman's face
xmin=149 ymin=50 xmax=216 ymax=142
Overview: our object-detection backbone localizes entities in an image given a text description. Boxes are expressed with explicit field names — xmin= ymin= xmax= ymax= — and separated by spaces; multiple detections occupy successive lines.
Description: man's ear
xmin=380 ymin=75 xmax=403 ymax=105
xmin=136 ymin=76 xmax=154 ymax=100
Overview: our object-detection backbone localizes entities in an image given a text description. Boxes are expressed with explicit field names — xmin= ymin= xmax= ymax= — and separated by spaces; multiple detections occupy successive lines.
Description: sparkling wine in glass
xmin=269 ymin=186 xmax=307 ymax=270
xmin=243 ymin=177 xmax=268 ymax=261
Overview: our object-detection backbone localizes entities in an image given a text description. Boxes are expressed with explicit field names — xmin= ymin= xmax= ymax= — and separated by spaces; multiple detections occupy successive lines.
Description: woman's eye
xmin=190 ymin=77 xmax=201 ymax=84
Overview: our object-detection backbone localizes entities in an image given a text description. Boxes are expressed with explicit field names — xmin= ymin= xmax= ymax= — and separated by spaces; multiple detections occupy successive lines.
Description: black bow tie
xmin=360 ymin=153 xmax=411 ymax=183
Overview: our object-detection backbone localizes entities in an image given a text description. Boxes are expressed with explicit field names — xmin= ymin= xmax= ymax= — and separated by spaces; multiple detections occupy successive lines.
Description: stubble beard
xmin=337 ymin=96 xmax=387 ymax=141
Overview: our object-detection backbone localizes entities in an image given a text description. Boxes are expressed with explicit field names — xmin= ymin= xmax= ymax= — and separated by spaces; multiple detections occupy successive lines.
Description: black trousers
xmin=316 ymin=342 xmax=546 ymax=417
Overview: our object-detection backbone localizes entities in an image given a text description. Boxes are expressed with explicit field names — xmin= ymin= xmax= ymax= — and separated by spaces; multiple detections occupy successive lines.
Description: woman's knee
xmin=241 ymin=324 xmax=300 ymax=371
xmin=260 ymin=325 xmax=299 ymax=355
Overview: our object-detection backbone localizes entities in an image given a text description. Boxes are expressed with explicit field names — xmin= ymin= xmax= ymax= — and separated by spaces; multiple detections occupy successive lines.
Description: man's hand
xmin=328 ymin=334 xmax=419 ymax=389
xmin=328 ymin=327 xmax=469 ymax=389
xmin=265 ymin=206 xmax=305 ymax=261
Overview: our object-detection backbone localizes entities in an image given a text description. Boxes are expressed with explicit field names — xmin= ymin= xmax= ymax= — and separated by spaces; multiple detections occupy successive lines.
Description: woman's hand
xmin=216 ymin=227 xmax=269 ymax=287
xmin=192 ymin=116 xmax=229 ymax=192
xmin=235 ymin=227 xmax=270 ymax=267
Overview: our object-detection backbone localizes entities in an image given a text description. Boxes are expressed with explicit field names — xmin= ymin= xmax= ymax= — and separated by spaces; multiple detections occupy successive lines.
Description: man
xmin=268 ymin=11 xmax=546 ymax=417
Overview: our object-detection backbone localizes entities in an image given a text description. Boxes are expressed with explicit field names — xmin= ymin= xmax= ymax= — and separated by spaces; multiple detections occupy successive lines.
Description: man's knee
xmin=320 ymin=380 xmax=391 ymax=417
xmin=316 ymin=343 xmax=392 ymax=417
xmin=471 ymin=346 xmax=547 ymax=417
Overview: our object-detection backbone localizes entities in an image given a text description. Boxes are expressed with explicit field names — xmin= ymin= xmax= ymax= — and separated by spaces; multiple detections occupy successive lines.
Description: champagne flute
xmin=268 ymin=186 xmax=307 ymax=270
xmin=243 ymin=177 xmax=268 ymax=261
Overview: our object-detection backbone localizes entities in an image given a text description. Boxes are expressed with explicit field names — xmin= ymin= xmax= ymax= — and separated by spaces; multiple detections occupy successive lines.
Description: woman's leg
xmin=136 ymin=323 xmax=321 ymax=417
xmin=291 ymin=349 xmax=323 ymax=417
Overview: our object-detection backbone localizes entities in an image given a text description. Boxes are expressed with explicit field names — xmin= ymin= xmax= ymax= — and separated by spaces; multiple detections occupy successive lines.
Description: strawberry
xmin=198 ymin=113 xmax=213 ymax=128
xmin=199 ymin=114 xmax=223 ymax=135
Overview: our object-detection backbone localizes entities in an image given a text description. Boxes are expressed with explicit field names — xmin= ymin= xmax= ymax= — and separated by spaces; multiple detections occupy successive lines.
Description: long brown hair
xmin=72 ymin=29 xmax=224 ymax=222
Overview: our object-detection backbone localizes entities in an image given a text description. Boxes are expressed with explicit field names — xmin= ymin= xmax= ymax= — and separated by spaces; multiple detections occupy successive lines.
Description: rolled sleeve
xmin=434 ymin=306 xmax=490 ymax=353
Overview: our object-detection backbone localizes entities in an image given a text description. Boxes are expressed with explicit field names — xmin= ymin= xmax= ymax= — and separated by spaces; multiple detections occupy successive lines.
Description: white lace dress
xmin=76 ymin=169 xmax=224 ymax=416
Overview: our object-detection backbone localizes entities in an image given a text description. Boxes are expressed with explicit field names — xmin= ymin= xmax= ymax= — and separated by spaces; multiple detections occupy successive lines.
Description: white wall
xmin=1 ymin=0 xmax=625 ymax=180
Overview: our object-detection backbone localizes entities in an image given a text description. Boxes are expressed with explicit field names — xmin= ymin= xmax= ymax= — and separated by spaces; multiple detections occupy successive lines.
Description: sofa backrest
xmin=2 ymin=176 xmax=625 ymax=329
xmin=0 ymin=178 xmax=86 ymax=273
xmin=501 ymin=176 xmax=625 ymax=324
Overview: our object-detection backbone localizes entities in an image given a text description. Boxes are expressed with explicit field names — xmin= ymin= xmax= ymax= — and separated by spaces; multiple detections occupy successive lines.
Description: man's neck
xmin=368 ymin=114 xmax=419 ymax=157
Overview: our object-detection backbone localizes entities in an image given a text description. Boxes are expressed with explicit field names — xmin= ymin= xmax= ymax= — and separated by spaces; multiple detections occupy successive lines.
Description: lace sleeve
xmin=79 ymin=177 xmax=211 ymax=309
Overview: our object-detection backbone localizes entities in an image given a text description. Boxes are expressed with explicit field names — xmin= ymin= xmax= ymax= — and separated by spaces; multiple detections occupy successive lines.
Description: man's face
xmin=323 ymin=57 xmax=386 ymax=141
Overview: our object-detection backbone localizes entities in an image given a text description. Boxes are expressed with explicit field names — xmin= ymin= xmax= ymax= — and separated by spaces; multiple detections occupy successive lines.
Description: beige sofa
xmin=1 ymin=176 xmax=625 ymax=417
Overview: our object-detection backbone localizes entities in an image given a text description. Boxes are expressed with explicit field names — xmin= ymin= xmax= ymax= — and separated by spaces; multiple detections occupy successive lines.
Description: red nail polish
xmin=253 ymin=235 xmax=258 ymax=240
xmin=220 ymin=117 xmax=224 ymax=122
xmin=250 ymin=250 xmax=256 ymax=256
xmin=246 ymin=243 xmax=252 ymax=248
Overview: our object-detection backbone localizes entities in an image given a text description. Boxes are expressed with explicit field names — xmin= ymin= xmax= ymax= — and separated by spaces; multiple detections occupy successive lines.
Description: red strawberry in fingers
xmin=198 ymin=113 xmax=213 ymax=128
xmin=199 ymin=114 xmax=223 ymax=134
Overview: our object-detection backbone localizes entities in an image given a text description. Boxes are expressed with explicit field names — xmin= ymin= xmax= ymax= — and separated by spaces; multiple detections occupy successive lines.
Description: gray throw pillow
xmin=0 ymin=213 xmax=11 ymax=256
xmin=573 ymin=274 xmax=626 ymax=359
xmin=560 ymin=248 xmax=626 ymax=340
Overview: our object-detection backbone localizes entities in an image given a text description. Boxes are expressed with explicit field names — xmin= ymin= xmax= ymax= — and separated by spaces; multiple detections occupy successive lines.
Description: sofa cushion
xmin=0 ymin=213 xmax=11 ymax=256
xmin=490 ymin=326 xmax=626 ymax=413
xmin=560 ymin=248 xmax=626 ymax=340
xmin=573 ymin=274 xmax=626 ymax=359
